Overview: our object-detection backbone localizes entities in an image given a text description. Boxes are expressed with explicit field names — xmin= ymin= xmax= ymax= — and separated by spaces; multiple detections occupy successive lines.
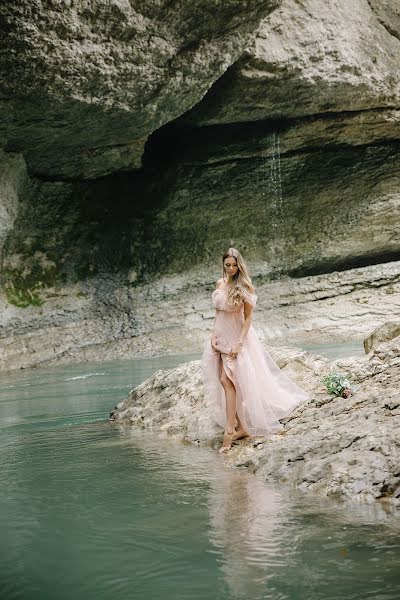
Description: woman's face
xmin=224 ymin=256 xmax=238 ymax=279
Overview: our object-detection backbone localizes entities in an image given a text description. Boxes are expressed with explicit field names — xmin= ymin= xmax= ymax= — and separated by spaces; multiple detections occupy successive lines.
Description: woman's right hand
xmin=228 ymin=342 xmax=241 ymax=359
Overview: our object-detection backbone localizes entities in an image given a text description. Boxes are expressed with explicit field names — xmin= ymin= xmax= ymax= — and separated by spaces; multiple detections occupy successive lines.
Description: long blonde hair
xmin=222 ymin=248 xmax=255 ymax=307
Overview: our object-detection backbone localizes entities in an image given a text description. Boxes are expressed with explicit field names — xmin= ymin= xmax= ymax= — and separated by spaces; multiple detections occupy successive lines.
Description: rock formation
xmin=0 ymin=0 xmax=277 ymax=178
xmin=183 ymin=0 xmax=400 ymax=124
xmin=153 ymin=0 xmax=400 ymax=277
xmin=363 ymin=321 xmax=400 ymax=353
xmin=1 ymin=0 xmax=400 ymax=369
xmin=110 ymin=334 xmax=400 ymax=504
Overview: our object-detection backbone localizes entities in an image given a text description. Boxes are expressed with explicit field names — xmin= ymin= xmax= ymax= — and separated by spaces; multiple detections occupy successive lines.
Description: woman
xmin=201 ymin=248 xmax=309 ymax=453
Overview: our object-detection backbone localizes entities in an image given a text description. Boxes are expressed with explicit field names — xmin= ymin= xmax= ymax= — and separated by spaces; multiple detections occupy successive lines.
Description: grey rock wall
xmin=0 ymin=151 xmax=28 ymax=263
xmin=139 ymin=131 xmax=400 ymax=277
xmin=150 ymin=0 xmax=400 ymax=277
xmin=182 ymin=0 xmax=400 ymax=124
xmin=1 ymin=260 xmax=400 ymax=372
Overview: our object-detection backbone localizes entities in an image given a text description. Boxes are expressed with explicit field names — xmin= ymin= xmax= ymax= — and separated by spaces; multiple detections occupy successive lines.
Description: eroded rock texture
xmin=0 ymin=151 xmax=28 ymax=263
xmin=0 ymin=0 xmax=277 ymax=178
xmin=150 ymin=0 xmax=400 ymax=276
xmin=182 ymin=0 xmax=400 ymax=124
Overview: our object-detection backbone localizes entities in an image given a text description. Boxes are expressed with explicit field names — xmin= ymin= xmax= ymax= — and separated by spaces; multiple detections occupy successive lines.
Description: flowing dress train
xmin=201 ymin=287 xmax=309 ymax=436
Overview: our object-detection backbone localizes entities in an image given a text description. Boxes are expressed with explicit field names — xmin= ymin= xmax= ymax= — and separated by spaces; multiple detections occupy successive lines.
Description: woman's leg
xmin=232 ymin=412 xmax=250 ymax=440
xmin=219 ymin=359 xmax=237 ymax=452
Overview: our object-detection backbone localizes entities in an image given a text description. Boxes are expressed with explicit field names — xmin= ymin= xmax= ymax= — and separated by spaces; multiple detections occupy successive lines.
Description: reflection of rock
xmin=363 ymin=321 xmax=400 ymax=354
xmin=109 ymin=427 xmax=398 ymax=597
xmin=110 ymin=336 xmax=400 ymax=503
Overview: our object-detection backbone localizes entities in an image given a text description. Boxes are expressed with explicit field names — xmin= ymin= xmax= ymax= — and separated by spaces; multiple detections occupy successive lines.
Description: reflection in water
xmin=208 ymin=470 xmax=288 ymax=599
xmin=117 ymin=429 xmax=288 ymax=598
xmin=207 ymin=466 xmax=400 ymax=600
xmin=122 ymin=428 xmax=400 ymax=600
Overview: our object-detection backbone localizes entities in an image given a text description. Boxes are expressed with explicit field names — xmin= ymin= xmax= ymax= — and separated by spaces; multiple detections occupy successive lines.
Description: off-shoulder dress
xmin=201 ymin=286 xmax=308 ymax=436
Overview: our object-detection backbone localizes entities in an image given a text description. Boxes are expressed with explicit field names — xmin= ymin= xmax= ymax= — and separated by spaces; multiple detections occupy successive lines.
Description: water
xmin=301 ymin=340 xmax=366 ymax=359
xmin=0 ymin=353 xmax=399 ymax=600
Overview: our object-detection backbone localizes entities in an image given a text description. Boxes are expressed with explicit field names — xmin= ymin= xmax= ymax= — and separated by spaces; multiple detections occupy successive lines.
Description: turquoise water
xmin=0 ymin=353 xmax=399 ymax=600
xmin=301 ymin=340 xmax=366 ymax=359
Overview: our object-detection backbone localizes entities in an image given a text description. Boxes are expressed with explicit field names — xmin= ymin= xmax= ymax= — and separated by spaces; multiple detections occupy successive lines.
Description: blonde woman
xmin=201 ymin=248 xmax=308 ymax=453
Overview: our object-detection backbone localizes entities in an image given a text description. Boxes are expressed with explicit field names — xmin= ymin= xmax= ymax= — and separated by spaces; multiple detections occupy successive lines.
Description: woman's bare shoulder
xmin=216 ymin=278 xmax=225 ymax=289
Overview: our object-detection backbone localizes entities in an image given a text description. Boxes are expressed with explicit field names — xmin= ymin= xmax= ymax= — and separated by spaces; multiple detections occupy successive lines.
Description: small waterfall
xmin=259 ymin=132 xmax=284 ymax=256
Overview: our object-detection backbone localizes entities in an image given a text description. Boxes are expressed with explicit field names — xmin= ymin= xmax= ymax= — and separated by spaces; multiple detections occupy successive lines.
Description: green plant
xmin=5 ymin=282 xmax=44 ymax=308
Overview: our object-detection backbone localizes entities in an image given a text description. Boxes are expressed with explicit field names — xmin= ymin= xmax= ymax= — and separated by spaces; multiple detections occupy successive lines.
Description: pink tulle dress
xmin=201 ymin=286 xmax=309 ymax=436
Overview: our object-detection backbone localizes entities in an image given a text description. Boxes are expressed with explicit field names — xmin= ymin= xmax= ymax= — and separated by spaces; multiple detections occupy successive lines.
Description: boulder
xmin=364 ymin=321 xmax=400 ymax=353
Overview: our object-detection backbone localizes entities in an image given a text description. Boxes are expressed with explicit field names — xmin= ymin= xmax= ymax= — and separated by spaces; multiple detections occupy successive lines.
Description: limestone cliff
xmin=0 ymin=0 xmax=400 ymax=370
xmin=151 ymin=0 xmax=400 ymax=277
xmin=0 ymin=0 xmax=277 ymax=178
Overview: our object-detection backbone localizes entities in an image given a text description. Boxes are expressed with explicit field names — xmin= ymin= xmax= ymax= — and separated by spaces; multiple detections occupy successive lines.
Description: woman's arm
xmin=229 ymin=302 xmax=253 ymax=359
xmin=211 ymin=279 xmax=224 ymax=349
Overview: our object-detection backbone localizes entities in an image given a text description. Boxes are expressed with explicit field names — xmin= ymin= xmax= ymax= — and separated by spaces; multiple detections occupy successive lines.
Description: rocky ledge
xmin=110 ymin=325 xmax=400 ymax=505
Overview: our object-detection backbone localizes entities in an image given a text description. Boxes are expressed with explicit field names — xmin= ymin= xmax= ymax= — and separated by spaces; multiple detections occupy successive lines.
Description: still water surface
xmin=0 ymin=349 xmax=399 ymax=600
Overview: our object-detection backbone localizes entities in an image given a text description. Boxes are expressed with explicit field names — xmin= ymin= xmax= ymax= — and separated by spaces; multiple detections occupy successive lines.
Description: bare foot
xmin=219 ymin=428 xmax=235 ymax=453
xmin=232 ymin=428 xmax=250 ymax=441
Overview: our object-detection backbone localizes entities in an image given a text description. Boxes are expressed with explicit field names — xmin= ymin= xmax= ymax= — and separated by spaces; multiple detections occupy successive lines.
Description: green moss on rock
xmin=2 ymin=254 xmax=57 ymax=308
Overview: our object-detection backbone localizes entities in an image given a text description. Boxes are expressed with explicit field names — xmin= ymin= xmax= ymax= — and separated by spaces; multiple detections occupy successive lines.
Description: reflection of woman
xmin=207 ymin=469 xmax=286 ymax=599
xmin=201 ymin=248 xmax=308 ymax=453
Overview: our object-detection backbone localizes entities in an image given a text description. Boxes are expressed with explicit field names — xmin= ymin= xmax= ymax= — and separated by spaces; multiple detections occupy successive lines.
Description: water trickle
xmin=262 ymin=133 xmax=284 ymax=223
xmin=259 ymin=132 xmax=284 ymax=257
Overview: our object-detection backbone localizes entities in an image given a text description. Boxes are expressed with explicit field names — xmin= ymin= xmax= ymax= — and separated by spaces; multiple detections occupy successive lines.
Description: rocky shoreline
xmin=110 ymin=325 xmax=400 ymax=505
